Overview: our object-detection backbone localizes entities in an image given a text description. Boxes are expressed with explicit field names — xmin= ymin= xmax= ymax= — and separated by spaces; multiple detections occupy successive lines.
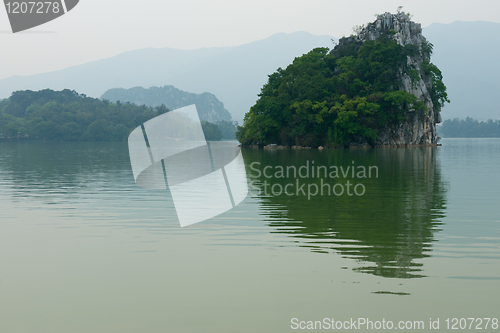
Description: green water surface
xmin=0 ymin=139 xmax=498 ymax=332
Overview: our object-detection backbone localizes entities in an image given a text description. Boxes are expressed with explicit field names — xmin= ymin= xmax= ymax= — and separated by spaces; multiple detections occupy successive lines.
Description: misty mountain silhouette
xmin=1 ymin=22 xmax=499 ymax=122
xmin=0 ymin=32 xmax=333 ymax=122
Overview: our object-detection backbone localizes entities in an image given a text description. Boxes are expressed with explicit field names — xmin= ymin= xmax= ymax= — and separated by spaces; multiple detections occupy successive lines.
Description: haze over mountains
xmin=0 ymin=22 xmax=499 ymax=122
xmin=424 ymin=21 xmax=500 ymax=121
xmin=0 ymin=32 xmax=333 ymax=123
xmin=102 ymin=85 xmax=232 ymax=123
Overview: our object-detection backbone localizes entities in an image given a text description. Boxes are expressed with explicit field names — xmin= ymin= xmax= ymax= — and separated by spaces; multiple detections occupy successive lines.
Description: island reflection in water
xmin=243 ymin=146 xmax=447 ymax=279
xmin=0 ymin=142 xmax=447 ymax=279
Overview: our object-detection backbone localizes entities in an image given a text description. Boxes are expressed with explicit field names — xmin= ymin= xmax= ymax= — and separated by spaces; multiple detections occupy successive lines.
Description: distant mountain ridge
xmin=1 ymin=23 xmax=499 ymax=122
xmin=101 ymin=85 xmax=232 ymax=123
xmin=0 ymin=32 xmax=334 ymax=122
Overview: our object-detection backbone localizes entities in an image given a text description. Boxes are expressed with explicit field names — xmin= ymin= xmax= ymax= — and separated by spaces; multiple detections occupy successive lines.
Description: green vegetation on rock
xmin=237 ymin=26 xmax=448 ymax=147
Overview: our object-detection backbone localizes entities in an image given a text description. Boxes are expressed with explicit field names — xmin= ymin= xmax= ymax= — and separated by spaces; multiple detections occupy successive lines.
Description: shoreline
xmin=243 ymin=143 xmax=442 ymax=149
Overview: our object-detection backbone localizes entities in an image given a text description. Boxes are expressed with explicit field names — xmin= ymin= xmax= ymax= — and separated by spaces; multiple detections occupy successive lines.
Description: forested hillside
xmin=0 ymin=89 xmax=223 ymax=141
xmin=237 ymin=41 xmax=444 ymax=146
xmin=101 ymin=85 xmax=232 ymax=123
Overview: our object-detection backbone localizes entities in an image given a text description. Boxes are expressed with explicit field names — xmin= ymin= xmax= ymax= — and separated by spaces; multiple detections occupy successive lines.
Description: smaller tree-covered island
xmin=0 ymin=89 xmax=234 ymax=141
xmin=237 ymin=11 xmax=449 ymax=147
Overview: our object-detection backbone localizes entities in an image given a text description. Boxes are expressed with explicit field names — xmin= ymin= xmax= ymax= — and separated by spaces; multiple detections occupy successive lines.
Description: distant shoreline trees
xmin=438 ymin=117 xmax=500 ymax=138
xmin=0 ymin=89 xmax=235 ymax=142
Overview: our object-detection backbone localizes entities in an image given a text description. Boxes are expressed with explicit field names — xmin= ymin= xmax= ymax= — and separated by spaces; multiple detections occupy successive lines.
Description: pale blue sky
xmin=1 ymin=0 xmax=499 ymax=80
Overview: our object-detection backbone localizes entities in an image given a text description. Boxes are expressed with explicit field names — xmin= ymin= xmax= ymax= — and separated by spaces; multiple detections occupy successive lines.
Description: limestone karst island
xmin=236 ymin=11 xmax=449 ymax=148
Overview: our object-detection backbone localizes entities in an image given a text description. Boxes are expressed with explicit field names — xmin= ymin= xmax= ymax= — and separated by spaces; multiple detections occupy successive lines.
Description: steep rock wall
xmin=337 ymin=12 xmax=442 ymax=146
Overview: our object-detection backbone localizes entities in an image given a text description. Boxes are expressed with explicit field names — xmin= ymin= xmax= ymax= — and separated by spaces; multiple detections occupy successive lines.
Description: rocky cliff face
xmin=101 ymin=85 xmax=232 ymax=123
xmin=337 ymin=12 xmax=442 ymax=146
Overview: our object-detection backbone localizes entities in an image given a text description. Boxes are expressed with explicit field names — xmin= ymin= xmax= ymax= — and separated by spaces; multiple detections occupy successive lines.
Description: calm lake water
xmin=0 ymin=139 xmax=499 ymax=332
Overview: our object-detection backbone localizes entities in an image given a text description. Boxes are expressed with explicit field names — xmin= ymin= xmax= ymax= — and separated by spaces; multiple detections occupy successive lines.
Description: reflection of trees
xmin=0 ymin=141 xmax=132 ymax=199
xmin=243 ymin=147 xmax=447 ymax=278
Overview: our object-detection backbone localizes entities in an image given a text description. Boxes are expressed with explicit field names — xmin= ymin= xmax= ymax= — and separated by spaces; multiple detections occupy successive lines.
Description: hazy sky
xmin=1 ymin=0 xmax=499 ymax=80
